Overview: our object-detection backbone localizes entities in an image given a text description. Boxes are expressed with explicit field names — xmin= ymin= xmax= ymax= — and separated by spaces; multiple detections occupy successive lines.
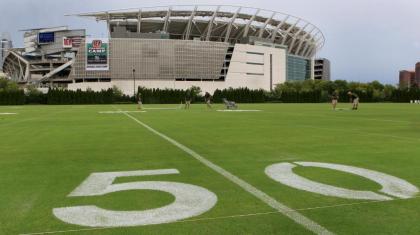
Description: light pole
xmin=132 ymin=68 xmax=136 ymax=98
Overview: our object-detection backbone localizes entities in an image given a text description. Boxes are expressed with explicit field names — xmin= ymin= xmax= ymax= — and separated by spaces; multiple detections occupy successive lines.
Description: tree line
xmin=271 ymin=80 xmax=419 ymax=103
xmin=0 ymin=78 xmax=420 ymax=105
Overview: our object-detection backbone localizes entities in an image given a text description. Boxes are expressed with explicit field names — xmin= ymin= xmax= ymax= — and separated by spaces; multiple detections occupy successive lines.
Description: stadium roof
xmin=71 ymin=5 xmax=325 ymax=58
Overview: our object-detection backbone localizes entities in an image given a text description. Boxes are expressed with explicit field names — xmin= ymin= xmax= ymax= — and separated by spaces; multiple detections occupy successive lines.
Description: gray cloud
xmin=1 ymin=0 xmax=419 ymax=84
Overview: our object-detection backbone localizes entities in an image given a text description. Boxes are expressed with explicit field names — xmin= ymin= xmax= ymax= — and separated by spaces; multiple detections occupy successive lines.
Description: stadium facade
xmin=2 ymin=5 xmax=325 ymax=95
xmin=0 ymin=33 xmax=13 ymax=71
xmin=2 ymin=26 xmax=84 ymax=84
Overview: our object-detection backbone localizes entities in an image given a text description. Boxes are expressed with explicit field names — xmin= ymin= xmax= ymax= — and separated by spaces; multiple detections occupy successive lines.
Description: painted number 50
xmin=53 ymin=169 xmax=217 ymax=227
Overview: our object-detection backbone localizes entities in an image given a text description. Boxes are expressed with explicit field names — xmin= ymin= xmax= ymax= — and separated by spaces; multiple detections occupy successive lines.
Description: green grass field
xmin=1 ymin=103 xmax=420 ymax=235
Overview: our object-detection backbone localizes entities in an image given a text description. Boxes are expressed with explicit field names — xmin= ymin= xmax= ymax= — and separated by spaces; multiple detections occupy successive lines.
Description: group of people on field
xmin=183 ymin=91 xmax=213 ymax=109
xmin=137 ymin=90 xmax=359 ymax=111
xmin=136 ymin=91 xmax=213 ymax=110
xmin=331 ymin=91 xmax=359 ymax=110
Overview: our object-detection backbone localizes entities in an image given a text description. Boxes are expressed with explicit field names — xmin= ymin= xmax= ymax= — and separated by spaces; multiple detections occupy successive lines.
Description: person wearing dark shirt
xmin=331 ymin=92 xmax=339 ymax=110
xmin=204 ymin=92 xmax=212 ymax=109
xmin=347 ymin=91 xmax=359 ymax=110
xmin=185 ymin=91 xmax=192 ymax=109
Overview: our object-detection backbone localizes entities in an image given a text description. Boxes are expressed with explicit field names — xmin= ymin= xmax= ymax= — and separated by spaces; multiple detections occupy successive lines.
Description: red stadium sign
xmin=92 ymin=40 xmax=102 ymax=48
xmin=63 ymin=37 xmax=73 ymax=49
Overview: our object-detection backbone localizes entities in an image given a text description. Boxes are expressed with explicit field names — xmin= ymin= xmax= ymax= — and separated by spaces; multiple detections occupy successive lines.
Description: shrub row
xmin=47 ymin=89 xmax=115 ymax=105
xmin=0 ymin=89 xmax=133 ymax=105
xmin=390 ymin=89 xmax=420 ymax=103
xmin=213 ymin=88 xmax=265 ymax=103
xmin=276 ymin=90 xmax=322 ymax=103
xmin=1 ymin=86 xmax=420 ymax=105
xmin=0 ymin=90 xmax=25 ymax=105
xmin=137 ymin=87 xmax=191 ymax=104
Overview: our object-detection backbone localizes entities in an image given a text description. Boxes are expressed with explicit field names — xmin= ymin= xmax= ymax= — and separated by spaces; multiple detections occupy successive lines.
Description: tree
xmin=369 ymin=80 xmax=385 ymax=91
xmin=333 ymin=80 xmax=348 ymax=92
xmin=112 ymin=85 xmax=123 ymax=98
xmin=383 ymin=85 xmax=396 ymax=101
xmin=0 ymin=72 xmax=7 ymax=80
xmin=0 ymin=78 xmax=19 ymax=92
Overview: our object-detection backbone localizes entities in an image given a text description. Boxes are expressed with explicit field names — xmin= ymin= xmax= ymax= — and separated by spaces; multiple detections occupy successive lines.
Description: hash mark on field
xmin=20 ymin=196 xmax=420 ymax=235
xmin=118 ymin=108 xmax=333 ymax=235
xmin=0 ymin=109 xmax=70 ymax=127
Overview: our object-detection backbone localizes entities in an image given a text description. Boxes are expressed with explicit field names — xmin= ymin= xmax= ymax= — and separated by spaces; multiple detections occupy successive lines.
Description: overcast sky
xmin=1 ymin=0 xmax=419 ymax=85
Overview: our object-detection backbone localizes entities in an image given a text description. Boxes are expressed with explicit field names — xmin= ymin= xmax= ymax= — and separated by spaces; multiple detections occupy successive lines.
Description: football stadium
xmin=2 ymin=4 xmax=420 ymax=235
xmin=2 ymin=5 xmax=324 ymax=95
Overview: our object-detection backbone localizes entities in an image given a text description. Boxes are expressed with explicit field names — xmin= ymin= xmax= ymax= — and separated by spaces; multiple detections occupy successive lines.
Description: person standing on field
xmin=204 ymin=92 xmax=212 ymax=109
xmin=331 ymin=91 xmax=339 ymax=110
xmin=185 ymin=91 xmax=192 ymax=109
xmin=347 ymin=91 xmax=359 ymax=110
xmin=137 ymin=93 xmax=143 ymax=110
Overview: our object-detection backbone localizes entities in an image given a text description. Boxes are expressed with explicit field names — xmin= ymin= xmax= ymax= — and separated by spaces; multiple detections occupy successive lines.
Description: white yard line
xmin=119 ymin=111 xmax=333 ymax=235
xmin=216 ymin=110 xmax=262 ymax=112
xmin=99 ymin=111 xmax=147 ymax=114
xmin=142 ymin=108 xmax=179 ymax=110
xmin=0 ymin=112 xmax=18 ymax=115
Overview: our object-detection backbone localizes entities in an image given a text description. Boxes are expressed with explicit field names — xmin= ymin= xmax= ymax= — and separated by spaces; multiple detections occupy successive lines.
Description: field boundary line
xmin=119 ymin=110 xmax=333 ymax=235
xmin=20 ymin=195 xmax=420 ymax=235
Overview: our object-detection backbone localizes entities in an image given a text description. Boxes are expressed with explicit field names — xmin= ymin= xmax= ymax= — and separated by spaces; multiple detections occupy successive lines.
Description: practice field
xmin=1 ymin=103 xmax=420 ymax=235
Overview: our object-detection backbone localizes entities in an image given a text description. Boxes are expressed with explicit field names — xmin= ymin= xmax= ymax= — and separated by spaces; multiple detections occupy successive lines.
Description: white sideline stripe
xmin=99 ymin=111 xmax=146 ymax=114
xmin=20 ymin=195 xmax=420 ymax=235
xmin=0 ymin=112 xmax=17 ymax=115
xmin=143 ymin=108 xmax=179 ymax=110
xmin=120 ymin=111 xmax=333 ymax=235
xmin=216 ymin=109 xmax=262 ymax=112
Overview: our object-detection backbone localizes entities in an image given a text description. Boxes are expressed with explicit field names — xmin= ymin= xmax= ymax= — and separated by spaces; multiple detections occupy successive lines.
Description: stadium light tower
xmin=132 ymin=68 xmax=136 ymax=97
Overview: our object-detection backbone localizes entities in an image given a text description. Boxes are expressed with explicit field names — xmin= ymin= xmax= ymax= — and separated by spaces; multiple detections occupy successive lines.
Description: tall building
xmin=416 ymin=62 xmax=420 ymax=85
xmin=0 ymin=33 xmax=13 ymax=71
xmin=399 ymin=62 xmax=420 ymax=89
xmin=314 ymin=58 xmax=330 ymax=80
xmin=399 ymin=70 xmax=416 ymax=89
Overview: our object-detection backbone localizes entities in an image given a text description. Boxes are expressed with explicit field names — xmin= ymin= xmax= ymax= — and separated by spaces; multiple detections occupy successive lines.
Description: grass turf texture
xmin=1 ymin=103 xmax=420 ymax=234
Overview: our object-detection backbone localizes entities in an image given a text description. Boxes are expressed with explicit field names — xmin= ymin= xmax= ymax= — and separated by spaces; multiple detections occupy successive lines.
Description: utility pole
xmin=132 ymin=68 xmax=136 ymax=98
